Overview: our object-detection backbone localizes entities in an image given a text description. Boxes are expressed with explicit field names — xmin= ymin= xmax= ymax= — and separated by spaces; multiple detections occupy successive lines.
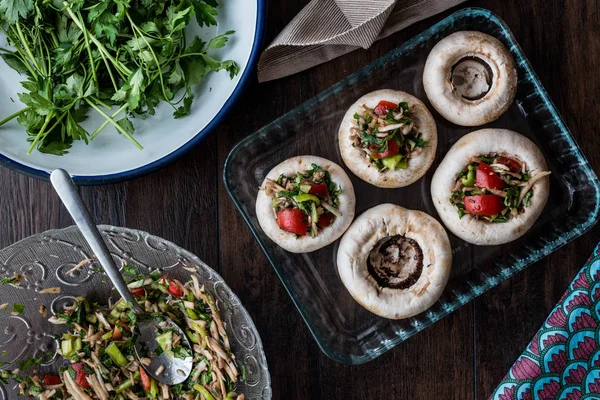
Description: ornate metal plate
xmin=0 ymin=225 xmax=271 ymax=399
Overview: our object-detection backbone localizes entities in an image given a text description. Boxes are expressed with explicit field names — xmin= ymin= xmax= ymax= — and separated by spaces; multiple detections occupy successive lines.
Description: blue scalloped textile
xmin=491 ymin=243 xmax=600 ymax=399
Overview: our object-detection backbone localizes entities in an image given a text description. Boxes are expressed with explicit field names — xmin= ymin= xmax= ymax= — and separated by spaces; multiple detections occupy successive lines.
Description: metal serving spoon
xmin=50 ymin=169 xmax=193 ymax=385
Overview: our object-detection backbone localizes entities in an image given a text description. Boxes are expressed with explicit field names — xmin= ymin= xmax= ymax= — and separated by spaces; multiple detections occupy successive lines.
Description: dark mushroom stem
xmin=450 ymin=56 xmax=493 ymax=101
xmin=367 ymin=235 xmax=424 ymax=289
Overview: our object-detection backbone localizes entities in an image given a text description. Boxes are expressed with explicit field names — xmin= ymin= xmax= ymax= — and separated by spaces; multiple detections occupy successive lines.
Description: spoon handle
xmin=50 ymin=169 xmax=143 ymax=314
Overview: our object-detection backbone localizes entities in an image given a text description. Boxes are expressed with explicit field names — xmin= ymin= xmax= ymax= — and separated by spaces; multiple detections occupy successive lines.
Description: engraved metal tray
xmin=0 ymin=225 xmax=272 ymax=399
xmin=223 ymin=8 xmax=600 ymax=364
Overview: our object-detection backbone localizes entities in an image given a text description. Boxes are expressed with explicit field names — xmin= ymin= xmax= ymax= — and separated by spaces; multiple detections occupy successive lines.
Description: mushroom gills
xmin=450 ymin=56 xmax=493 ymax=101
xmin=367 ymin=235 xmax=423 ymax=289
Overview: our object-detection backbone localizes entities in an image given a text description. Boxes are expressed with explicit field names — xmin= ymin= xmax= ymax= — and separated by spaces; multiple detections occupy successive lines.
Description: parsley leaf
xmin=174 ymin=95 xmax=194 ymax=119
xmin=0 ymin=0 xmax=33 ymax=24
xmin=12 ymin=303 xmax=24 ymax=314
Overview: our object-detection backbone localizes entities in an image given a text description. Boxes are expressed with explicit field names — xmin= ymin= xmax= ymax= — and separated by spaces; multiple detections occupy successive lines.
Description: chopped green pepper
xmin=185 ymin=308 xmax=199 ymax=320
xmin=194 ymin=384 xmax=216 ymax=400
xmin=310 ymin=202 xmax=319 ymax=224
xmin=185 ymin=329 xmax=199 ymax=344
xmin=155 ymin=331 xmax=173 ymax=358
xmin=461 ymin=164 xmax=476 ymax=186
xmin=106 ymin=342 xmax=128 ymax=367
xmin=293 ymin=193 xmax=320 ymax=204
xmin=115 ymin=370 xmax=140 ymax=393
xmin=149 ymin=377 xmax=158 ymax=398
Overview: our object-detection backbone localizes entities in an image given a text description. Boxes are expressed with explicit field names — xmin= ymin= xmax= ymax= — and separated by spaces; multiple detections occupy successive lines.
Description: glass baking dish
xmin=223 ymin=8 xmax=600 ymax=364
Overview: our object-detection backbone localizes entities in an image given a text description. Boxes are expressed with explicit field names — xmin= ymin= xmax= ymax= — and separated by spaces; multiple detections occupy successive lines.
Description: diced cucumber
xmin=299 ymin=184 xmax=312 ymax=193
xmin=381 ymin=155 xmax=407 ymax=170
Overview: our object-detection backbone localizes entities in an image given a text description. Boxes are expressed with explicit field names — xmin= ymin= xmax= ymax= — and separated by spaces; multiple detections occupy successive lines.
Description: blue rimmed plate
xmin=0 ymin=0 xmax=266 ymax=185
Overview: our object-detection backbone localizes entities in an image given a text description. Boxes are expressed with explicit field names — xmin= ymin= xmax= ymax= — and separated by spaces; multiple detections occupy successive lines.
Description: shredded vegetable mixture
xmin=350 ymin=101 xmax=428 ymax=171
xmin=262 ymin=163 xmax=343 ymax=237
xmin=0 ymin=270 xmax=244 ymax=399
xmin=449 ymin=154 xmax=551 ymax=222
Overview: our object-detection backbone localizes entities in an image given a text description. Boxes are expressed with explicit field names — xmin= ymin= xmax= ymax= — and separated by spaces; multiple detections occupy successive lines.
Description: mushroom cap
xmin=423 ymin=31 xmax=518 ymax=126
xmin=256 ymin=155 xmax=356 ymax=253
xmin=336 ymin=204 xmax=452 ymax=319
xmin=430 ymin=129 xmax=550 ymax=246
xmin=338 ymin=89 xmax=437 ymax=188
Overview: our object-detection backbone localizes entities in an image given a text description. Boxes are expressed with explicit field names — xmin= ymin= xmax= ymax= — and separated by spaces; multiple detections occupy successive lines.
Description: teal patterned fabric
xmin=491 ymin=243 xmax=600 ymax=400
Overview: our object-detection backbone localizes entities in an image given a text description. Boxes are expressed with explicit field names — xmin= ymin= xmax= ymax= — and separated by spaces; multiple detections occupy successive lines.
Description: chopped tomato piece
xmin=118 ymin=321 xmax=132 ymax=332
xmin=496 ymin=156 xmax=522 ymax=173
xmin=72 ymin=362 xmax=90 ymax=389
xmin=113 ymin=325 xmax=123 ymax=340
xmin=464 ymin=195 xmax=505 ymax=216
xmin=476 ymin=163 xmax=507 ymax=189
xmin=309 ymin=183 xmax=328 ymax=196
xmin=317 ymin=213 xmax=334 ymax=228
xmin=373 ymin=100 xmax=398 ymax=116
xmin=43 ymin=375 xmax=62 ymax=386
xmin=277 ymin=208 xmax=309 ymax=235
xmin=130 ymin=287 xmax=145 ymax=297
xmin=139 ymin=366 xmax=151 ymax=391
xmin=167 ymin=281 xmax=184 ymax=297
xmin=371 ymin=138 xmax=399 ymax=159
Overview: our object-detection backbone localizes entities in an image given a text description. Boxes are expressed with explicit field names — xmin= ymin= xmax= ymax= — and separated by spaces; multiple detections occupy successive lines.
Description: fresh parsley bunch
xmin=0 ymin=0 xmax=237 ymax=155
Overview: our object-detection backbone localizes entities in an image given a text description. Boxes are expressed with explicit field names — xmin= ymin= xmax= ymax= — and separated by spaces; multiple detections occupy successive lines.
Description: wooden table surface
xmin=1 ymin=1 xmax=599 ymax=398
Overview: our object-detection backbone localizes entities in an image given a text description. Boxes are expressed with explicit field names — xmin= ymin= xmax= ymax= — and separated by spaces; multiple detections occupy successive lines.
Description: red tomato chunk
xmin=464 ymin=194 xmax=504 ymax=216
xmin=277 ymin=208 xmax=309 ymax=235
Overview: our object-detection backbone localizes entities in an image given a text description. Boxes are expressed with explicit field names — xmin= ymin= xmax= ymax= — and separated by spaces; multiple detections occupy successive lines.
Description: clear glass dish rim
xmin=223 ymin=7 xmax=600 ymax=364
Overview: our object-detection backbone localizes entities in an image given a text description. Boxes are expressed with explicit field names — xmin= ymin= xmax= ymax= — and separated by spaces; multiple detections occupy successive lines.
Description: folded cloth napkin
xmin=491 ymin=242 xmax=600 ymax=400
xmin=257 ymin=0 xmax=467 ymax=82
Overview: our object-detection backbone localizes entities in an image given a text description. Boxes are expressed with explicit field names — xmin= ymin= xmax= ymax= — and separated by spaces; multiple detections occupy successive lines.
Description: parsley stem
xmin=0 ymin=107 xmax=31 ymax=127
xmin=84 ymin=98 xmax=143 ymax=150
xmin=98 ymin=49 xmax=119 ymax=92
xmin=91 ymin=96 xmax=112 ymax=111
xmin=90 ymin=104 xmax=128 ymax=140
xmin=78 ymin=11 xmax=99 ymax=97
xmin=1 ymin=28 xmax=39 ymax=80
xmin=27 ymin=111 xmax=56 ymax=154
xmin=43 ymin=112 xmax=68 ymax=140
xmin=14 ymin=23 xmax=42 ymax=75
xmin=63 ymin=4 xmax=132 ymax=76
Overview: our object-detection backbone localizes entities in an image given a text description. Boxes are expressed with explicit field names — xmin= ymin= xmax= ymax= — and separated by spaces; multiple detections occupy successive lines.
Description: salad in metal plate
xmin=0 ymin=269 xmax=245 ymax=400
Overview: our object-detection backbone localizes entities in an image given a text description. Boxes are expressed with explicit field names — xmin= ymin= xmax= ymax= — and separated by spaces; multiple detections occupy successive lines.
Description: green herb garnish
xmin=12 ymin=303 xmax=24 ymax=315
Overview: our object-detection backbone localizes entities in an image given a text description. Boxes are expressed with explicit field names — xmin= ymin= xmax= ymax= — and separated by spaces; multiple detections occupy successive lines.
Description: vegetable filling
xmin=367 ymin=235 xmax=423 ymax=289
xmin=449 ymin=154 xmax=551 ymax=222
xmin=262 ymin=163 xmax=343 ymax=238
xmin=350 ymin=100 xmax=428 ymax=171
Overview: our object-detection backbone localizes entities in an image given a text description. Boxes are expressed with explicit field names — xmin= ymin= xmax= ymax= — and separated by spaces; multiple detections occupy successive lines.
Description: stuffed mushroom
xmin=337 ymin=204 xmax=452 ymax=319
xmin=256 ymin=156 xmax=355 ymax=253
xmin=338 ymin=89 xmax=437 ymax=188
xmin=423 ymin=31 xmax=517 ymax=126
xmin=431 ymin=129 xmax=551 ymax=246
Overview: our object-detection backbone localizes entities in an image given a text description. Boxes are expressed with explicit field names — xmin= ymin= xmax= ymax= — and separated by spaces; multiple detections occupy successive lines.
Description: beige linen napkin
xmin=258 ymin=0 xmax=466 ymax=82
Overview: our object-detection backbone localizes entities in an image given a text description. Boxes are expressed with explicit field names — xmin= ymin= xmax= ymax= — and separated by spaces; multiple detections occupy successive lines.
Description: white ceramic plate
xmin=0 ymin=0 xmax=266 ymax=184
